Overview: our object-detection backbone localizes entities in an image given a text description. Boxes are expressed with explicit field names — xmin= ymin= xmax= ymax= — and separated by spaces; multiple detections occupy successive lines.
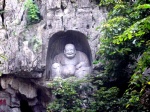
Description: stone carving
xmin=22 ymin=41 xmax=35 ymax=67
xmin=52 ymin=44 xmax=91 ymax=79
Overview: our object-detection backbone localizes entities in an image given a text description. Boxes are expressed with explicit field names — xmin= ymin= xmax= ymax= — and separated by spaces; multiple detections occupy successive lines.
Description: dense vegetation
xmin=47 ymin=0 xmax=150 ymax=111
xmin=97 ymin=0 xmax=150 ymax=110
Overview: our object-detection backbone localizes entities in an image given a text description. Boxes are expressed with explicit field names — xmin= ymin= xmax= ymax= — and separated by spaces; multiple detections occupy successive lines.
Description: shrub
xmin=24 ymin=0 xmax=40 ymax=24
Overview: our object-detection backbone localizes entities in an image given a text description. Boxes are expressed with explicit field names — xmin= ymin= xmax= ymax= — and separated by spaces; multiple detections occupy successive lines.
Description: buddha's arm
xmin=78 ymin=51 xmax=90 ymax=66
xmin=76 ymin=62 xmax=86 ymax=69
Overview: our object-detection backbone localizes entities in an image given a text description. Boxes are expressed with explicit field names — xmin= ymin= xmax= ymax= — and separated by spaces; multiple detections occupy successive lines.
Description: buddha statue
xmin=51 ymin=44 xmax=91 ymax=79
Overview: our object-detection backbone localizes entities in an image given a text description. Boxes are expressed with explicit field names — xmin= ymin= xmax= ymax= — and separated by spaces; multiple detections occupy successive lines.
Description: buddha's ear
xmin=74 ymin=49 xmax=76 ymax=53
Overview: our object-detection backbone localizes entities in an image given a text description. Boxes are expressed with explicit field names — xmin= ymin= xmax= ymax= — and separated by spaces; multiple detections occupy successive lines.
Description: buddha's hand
xmin=62 ymin=65 xmax=75 ymax=76
xmin=76 ymin=62 xmax=85 ymax=70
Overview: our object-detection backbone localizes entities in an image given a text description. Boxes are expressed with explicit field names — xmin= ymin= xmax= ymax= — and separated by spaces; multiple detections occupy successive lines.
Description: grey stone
xmin=19 ymin=81 xmax=37 ymax=99
xmin=0 ymin=92 xmax=10 ymax=105
xmin=52 ymin=44 xmax=91 ymax=79
xmin=70 ymin=0 xmax=76 ymax=3
xmin=11 ymin=108 xmax=21 ymax=112
xmin=0 ymin=77 xmax=13 ymax=89
xmin=0 ymin=91 xmax=11 ymax=112
xmin=75 ymin=11 xmax=93 ymax=32
xmin=55 ymin=9 xmax=63 ymax=18
xmin=11 ymin=79 xmax=19 ymax=91
xmin=11 ymin=97 xmax=20 ymax=107
xmin=15 ymin=71 xmax=42 ymax=79
xmin=28 ymin=98 xmax=38 ymax=106
xmin=47 ymin=10 xmax=55 ymax=20
xmin=0 ymin=0 xmax=107 ymax=77
xmin=0 ymin=29 xmax=6 ymax=36
xmin=0 ymin=0 xmax=4 ymax=10
xmin=1 ymin=77 xmax=38 ymax=99
xmin=0 ymin=0 xmax=108 ymax=111
xmin=5 ymin=87 xmax=16 ymax=95
xmin=61 ymin=0 xmax=68 ymax=9
xmin=0 ymin=17 xmax=2 ymax=28
xmin=78 ymin=0 xmax=91 ymax=8
xmin=47 ymin=0 xmax=61 ymax=9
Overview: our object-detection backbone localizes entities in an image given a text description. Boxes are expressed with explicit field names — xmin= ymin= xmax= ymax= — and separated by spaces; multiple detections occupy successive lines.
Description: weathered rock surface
xmin=0 ymin=0 xmax=107 ymax=75
xmin=1 ymin=77 xmax=37 ymax=99
xmin=0 ymin=0 xmax=107 ymax=111
xmin=0 ymin=76 xmax=49 ymax=111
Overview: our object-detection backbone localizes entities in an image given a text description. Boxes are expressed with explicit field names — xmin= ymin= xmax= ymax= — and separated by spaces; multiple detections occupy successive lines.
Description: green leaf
xmin=136 ymin=4 xmax=150 ymax=9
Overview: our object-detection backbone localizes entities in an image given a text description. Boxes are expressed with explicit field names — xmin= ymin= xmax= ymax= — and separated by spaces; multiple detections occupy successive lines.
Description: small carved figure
xmin=51 ymin=63 xmax=62 ymax=78
xmin=22 ymin=41 xmax=36 ymax=67
xmin=52 ymin=44 xmax=91 ymax=79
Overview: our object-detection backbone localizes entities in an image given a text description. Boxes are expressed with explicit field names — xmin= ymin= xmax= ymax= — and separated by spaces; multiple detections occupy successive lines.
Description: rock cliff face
xmin=0 ymin=0 xmax=107 ymax=111
xmin=0 ymin=0 xmax=107 ymax=74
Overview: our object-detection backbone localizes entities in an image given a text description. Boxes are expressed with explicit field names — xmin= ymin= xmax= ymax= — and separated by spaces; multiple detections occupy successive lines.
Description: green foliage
xmin=47 ymin=77 xmax=130 ymax=112
xmin=99 ymin=0 xmax=123 ymax=6
xmin=113 ymin=16 xmax=150 ymax=44
xmin=30 ymin=36 xmax=42 ymax=53
xmin=47 ymin=77 xmax=93 ymax=112
xmin=24 ymin=0 xmax=40 ymax=24
xmin=0 ymin=10 xmax=5 ymax=14
xmin=97 ymin=0 xmax=150 ymax=110
xmin=89 ymin=87 xmax=120 ymax=111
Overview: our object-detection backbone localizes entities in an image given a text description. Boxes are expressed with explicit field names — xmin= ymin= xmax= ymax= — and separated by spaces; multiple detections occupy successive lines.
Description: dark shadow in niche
xmin=46 ymin=30 xmax=92 ymax=79
xmin=0 ymin=85 xmax=3 ymax=91
xmin=20 ymin=100 xmax=33 ymax=112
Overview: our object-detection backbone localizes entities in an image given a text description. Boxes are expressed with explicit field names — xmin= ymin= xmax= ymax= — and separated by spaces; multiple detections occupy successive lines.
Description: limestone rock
xmin=11 ymin=96 xmax=20 ymax=107
xmin=5 ymin=87 xmax=16 ymax=96
xmin=0 ymin=17 xmax=2 ymax=28
xmin=61 ymin=0 xmax=68 ymax=9
xmin=14 ymin=71 xmax=42 ymax=79
xmin=0 ymin=91 xmax=11 ymax=112
xmin=70 ymin=0 xmax=76 ymax=3
xmin=0 ymin=77 xmax=13 ymax=89
xmin=78 ymin=0 xmax=91 ymax=8
xmin=0 ymin=0 xmax=107 ymax=78
xmin=11 ymin=78 xmax=19 ymax=90
xmin=0 ymin=0 xmax=4 ymax=11
xmin=12 ymin=108 xmax=21 ymax=112
xmin=22 ymin=41 xmax=36 ymax=68
xmin=28 ymin=98 xmax=38 ymax=106
xmin=0 ymin=91 xmax=10 ymax=105
xmin=19 ymin=81 xmax=37 ymax=99
xmin=0 ymin=0 xmax=108 ymax=111
xmin=47 ymin=0 xmax=61 ymax=9
xmin=1 ymin=77 xmax=37 ymax=99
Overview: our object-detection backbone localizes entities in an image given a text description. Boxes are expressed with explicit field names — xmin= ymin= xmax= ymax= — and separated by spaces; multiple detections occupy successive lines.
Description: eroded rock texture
xmin=0 ymin=0 xmax=107 ymax=111
xmin=0 ymin=0 xmax=107 ymax=75
xmin=0 ymin=75 xmax=51 ymax=112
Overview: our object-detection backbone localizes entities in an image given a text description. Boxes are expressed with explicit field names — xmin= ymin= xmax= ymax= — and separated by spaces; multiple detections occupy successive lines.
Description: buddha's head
xmin=64 ymin=44 xmax=76 ymax=59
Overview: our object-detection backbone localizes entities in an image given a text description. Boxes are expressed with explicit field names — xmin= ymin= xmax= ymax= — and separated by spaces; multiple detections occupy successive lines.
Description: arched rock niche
xmin=46 ymin=30 xmax=92 ymax=79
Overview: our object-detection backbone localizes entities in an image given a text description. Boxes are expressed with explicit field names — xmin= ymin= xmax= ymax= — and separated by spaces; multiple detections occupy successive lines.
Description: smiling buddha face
xmin=64 ymin=44 xmax=76 ymax=59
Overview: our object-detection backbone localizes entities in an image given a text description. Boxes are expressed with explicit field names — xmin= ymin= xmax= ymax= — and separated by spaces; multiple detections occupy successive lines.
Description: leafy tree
xmin=47 ymin=77 xmax=93 ymax=112
xmin=46 ymin=77 xmax=123 ymax=112
xmin=96 ymin=0 xmax=150 ymax=110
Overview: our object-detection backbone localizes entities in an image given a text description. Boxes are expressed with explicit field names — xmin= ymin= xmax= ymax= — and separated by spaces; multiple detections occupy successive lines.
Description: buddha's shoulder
xmin=76 ymin=51 xmax=86 ymax=56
